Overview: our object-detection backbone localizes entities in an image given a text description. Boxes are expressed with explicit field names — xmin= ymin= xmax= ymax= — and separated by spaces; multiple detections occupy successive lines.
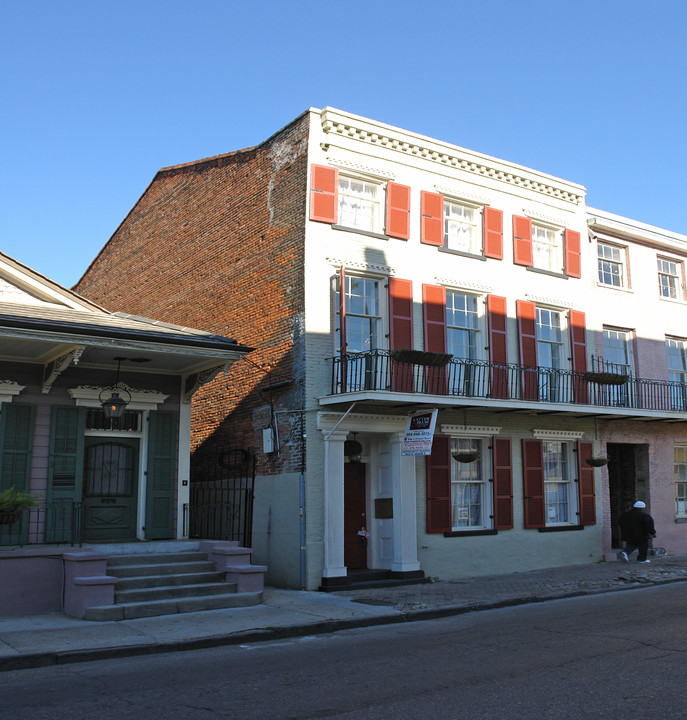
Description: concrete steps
xmin=82 ymin=550 xmax=262 ymax=621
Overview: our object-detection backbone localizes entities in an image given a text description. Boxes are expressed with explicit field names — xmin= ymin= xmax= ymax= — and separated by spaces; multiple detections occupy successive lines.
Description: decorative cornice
xmin=441 ymin=425 xmax=502 ymax=437
xmin=327 ymin=258 xmax=394 ymax=276
xmin=68 ymin=384 xmax=168 ymax=411
xmin=324 ymin=154 xmax=396 ymax=181
xmin=0 ymin=381 xmax=25 ymax=404
xmin=524 ymin=293 xmax=574 ymax=309
xmin=435 ymin=277 xmax=493 ymax=294
xmin=533 ymin=429 xmax=585 ymax=440
xmin=521 ymin=208 xmax=572 ymax=227
xmin=434 ymin=184 xmax=492 ymax=206
xmin=321 ymin=110 xmax=585 ymax=206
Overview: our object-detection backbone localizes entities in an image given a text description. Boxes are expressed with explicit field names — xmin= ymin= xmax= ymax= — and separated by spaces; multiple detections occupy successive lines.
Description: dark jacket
xmin=619 ymin=507 xmax=656 ymax=543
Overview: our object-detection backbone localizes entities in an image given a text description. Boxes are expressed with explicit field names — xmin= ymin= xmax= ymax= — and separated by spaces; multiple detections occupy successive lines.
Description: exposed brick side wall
xmin=76 ymin=114 xmax=310 ymax=476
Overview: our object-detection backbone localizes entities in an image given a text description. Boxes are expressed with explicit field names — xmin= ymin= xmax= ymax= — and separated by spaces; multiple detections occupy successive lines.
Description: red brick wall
xmin=76 ymin=114 xmax=310 ymax=476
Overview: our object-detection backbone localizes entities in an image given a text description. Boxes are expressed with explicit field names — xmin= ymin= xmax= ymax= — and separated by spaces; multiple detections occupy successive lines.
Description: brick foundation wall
xmin=76 ymin=114 xmax=310 ymax=476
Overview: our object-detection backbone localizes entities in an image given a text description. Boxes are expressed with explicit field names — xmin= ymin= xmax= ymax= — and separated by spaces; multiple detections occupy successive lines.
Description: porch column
xmin=322 ymin=429 xmax=348 ymax=579
xmin=390 ymin=432 xmax=421 ymax=572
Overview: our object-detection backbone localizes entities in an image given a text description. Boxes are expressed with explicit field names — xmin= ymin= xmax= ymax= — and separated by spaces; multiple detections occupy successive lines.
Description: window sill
xmin=332 ymin=225 xmax=390 ymax=241
xmin=537 ymin=524 xmax=584 ymax=533
xmin=438 ymin=247 xmax=487 ymax=261
xmin=675 ymin=517 xmax=687 ymax=523
xmin=596 ymin=282 xmax=633 ymax=293
xmin=658 ymin=295 xmax=687 ymax=305
xmin=525 ymin=266 xmax=568 ymax=279
xmin=443 ymin=529 xmax=498 ymax=537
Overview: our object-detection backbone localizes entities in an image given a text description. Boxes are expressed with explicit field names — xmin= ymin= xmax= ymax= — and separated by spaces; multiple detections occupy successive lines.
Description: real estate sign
xmin=401 ymin=409 xmax=438 ymax=456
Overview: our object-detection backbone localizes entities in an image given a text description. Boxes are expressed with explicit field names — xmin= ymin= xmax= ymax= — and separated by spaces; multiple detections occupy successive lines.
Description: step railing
xmin=0 ymin=501 xmax=82 ymax=547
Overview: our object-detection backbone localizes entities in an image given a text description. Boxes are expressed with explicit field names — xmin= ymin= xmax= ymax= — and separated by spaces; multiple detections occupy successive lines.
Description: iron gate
xmin=187 ymin=449 xmax=255 ymax=548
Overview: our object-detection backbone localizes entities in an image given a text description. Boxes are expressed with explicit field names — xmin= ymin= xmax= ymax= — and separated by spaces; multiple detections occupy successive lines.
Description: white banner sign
xmin=401 ymin=409 xmax=438 ymax=456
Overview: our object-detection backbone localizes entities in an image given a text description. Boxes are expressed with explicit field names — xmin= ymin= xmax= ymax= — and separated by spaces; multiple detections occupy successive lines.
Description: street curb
xmin=2 ymin=577 xmax=686 ymax=672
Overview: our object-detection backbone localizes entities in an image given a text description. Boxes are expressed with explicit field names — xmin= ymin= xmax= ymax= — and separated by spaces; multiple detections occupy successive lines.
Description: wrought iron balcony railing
xmin=330 ymin=350 xmax=687 ymax=413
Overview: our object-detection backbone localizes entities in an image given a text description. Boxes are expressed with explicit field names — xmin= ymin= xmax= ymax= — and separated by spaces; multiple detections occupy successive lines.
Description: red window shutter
xmin=310 ymin=165 xmax=338 ymax=223
xmin=492 ymin=437 xmax=513 ymax=530
xmin=513 ymin=215 xmax=533 ymax=266
xmin=423 ymin=284 xmax=447 ymax=394
xmin=522 ymin=439 xmax=545 ymax=528
xmin=569 ymin=310 xmax=588 ymax=404
xmin=389 ymin=278 xmax=414 ymax=392
xmin=565 ymin=229 xmax=582 ymax=278
xmin=338 ymin=266 xmax=347 ymax=354
xmin=386 ymin=183 xmax=411 ymax=240
xmin=423 ymin=284 xmax=446 ymax=354
xmin=426 ymin=435 xmax=451 ymax=533
xmin=483 ymin=207 xmax=503 ymax=259
xmin=517 ymin=300 xmax=538 ymax=401
xmin=420 ymin=191 xmax=444 ymax=246
xmin=577 ymin=441 xmax=597 ymax=525
xmin=487 ymin=295 xmax=509 ymax=399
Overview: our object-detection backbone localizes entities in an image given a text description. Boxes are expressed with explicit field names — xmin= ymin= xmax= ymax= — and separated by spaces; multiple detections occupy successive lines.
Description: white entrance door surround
xmin=318 ymin=412 xmax=421 ymax=581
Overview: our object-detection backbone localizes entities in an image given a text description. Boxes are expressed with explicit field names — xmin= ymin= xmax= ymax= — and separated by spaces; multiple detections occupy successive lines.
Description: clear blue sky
xmin=3 ymin=0 xmax=687 ymax=288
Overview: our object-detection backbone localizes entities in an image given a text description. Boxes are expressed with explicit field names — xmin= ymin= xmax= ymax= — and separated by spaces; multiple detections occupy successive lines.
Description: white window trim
xmin=597 ymin=240 xmax=629 ymax=289
xmin=334 ymin=272 xmax=389 ymax=354
xmin=530 ymin=220 xmax=564 ymax=273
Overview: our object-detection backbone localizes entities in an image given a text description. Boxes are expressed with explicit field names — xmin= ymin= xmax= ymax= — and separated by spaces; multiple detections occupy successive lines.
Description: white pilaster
xmin=390 ymin=432 xmax=421 ymax=572
xmin=322 ymin=429 xmax=348 ymax=578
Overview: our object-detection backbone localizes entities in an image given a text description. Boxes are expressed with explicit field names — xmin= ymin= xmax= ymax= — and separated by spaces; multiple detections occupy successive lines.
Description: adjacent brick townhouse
xmin=76 ymin=107 xmax=687 ymax=590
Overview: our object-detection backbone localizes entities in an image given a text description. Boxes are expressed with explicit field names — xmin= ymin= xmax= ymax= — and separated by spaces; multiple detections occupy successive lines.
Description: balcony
xmin=326 ymin=350 xmax=687 ymax=420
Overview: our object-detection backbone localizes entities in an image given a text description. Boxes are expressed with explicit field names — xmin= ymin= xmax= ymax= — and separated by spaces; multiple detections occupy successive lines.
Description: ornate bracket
xmin=183 ymin=364 xmax=229 ymax=403
xmin=42 ymin=346 xmax=85 ymax=394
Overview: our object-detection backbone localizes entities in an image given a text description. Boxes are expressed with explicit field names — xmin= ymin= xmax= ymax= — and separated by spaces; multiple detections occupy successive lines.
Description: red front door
xmin=344 ymin=463 xmax=367 ymax=570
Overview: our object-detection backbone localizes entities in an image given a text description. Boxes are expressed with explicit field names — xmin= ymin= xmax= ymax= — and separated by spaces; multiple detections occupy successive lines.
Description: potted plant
xmin=0 ymin=487 xmax=38 ymax=525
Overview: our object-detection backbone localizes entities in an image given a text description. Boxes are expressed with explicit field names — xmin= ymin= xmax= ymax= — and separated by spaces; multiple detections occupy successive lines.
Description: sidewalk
xmin=3 ymin=553 xmax=687 ymax=672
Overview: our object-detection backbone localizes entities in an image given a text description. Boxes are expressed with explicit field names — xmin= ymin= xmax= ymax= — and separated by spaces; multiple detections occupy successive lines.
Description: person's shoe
xmin=638 ymin=559 xmax=650 ymax=563
xmin=619 ymin=551 xmax=628 ymax=562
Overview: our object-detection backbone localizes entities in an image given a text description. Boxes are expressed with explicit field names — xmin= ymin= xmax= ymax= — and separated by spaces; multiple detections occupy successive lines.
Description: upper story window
xmin=667 ymin=338 xmax=687 ymax=383
xmin=338 ymin=175 xmax=382 ymax=233
xmin=536 ymin=308 xmax=564 ymax=370
xmin=598 ymin=242 xmax=627 ymax=287
xmin=658 ymin=257 xmax=683 ymax=300
xmin=446 ymin=291 xmax=480 ymax=360
xmin=421 ymin=191 xmax=503 ymax=259
xmin=532 ymin=223 xmax=563 ymax=273
xmin=513 ymin=215 xmax=581 ymax=277
xmin=666 ymin=338 xmax=687 ymax=410
xmin=443 ymin=200 xmax=481 ymax=254
xmin=310 ymin=164 xmax=410 ymax=240
xmin=603 ymin=327 xmax=634 ymax=375
xmin=336 ymin=274 xmax=382 ymax=354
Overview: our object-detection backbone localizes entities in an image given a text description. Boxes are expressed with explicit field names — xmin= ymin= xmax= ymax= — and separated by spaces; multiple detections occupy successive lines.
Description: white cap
xmin=633 ymin=501 xmax=646 ymax=508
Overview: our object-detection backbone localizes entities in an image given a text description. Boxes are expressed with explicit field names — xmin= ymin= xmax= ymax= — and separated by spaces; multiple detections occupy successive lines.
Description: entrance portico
xmin=318 ymin=412 xmax=422 ymax=588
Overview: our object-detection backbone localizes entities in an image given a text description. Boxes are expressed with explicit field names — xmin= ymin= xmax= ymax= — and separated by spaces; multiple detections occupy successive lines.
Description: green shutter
xmin=46 ymin=406 xmax=85 ymax=543
xmin=146 ymin=411 xmax=178 ymax=539
xmin=0 ymin=403 xmax=35 ymax=493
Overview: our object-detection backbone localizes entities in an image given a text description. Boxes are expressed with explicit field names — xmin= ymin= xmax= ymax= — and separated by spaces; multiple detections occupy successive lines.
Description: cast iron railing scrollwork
xmin=330 ymin=349 xmax=687 ymax=413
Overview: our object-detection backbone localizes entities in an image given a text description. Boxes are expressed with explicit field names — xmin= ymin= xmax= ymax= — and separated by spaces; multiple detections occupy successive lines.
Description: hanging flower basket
xmin=586 ymin=456 xmax=610 ymax=467
xmin=453 ymin=450 xmax=480 ymax=463
xmin=583 ymin=371 xmax=629 ymax=386
xmin=0 ymin=510 xmax=22 ymax=526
